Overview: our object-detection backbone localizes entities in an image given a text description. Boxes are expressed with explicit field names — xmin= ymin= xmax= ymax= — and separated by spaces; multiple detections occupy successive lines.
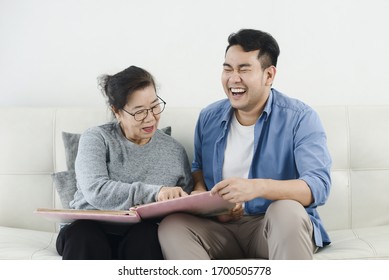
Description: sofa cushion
xmin=160 ymin=126 xmax=171 ymax=136
xmin=62 ymin=132 xmax=81 ymax=171
xmin=0 ymin=226 xmax=60 ymax=260
xmin=52 ymin=170 xmax=77 ymax=209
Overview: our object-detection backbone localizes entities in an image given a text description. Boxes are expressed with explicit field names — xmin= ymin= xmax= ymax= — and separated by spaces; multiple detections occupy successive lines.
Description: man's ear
xmin=265 ymin=65 xmax=277 ymax=86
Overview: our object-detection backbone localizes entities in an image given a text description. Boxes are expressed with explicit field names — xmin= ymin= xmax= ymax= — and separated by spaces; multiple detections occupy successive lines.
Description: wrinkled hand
xmin=216 ymin=203 xmax=244 ymax=223
xmin=157 ymin=186 xmax=189 ymax=201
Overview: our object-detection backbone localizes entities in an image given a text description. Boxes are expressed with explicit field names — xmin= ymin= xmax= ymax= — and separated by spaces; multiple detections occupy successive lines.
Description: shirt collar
xmin=262 ymin=89 xmax=274 ymax=121
xmin=220 ymin=101 xmax=234 ymax=128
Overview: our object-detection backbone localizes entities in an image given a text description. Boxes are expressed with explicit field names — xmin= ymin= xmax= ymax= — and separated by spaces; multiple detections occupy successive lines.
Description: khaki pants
xmin=158 ymin=200 xmax=316 ymax=260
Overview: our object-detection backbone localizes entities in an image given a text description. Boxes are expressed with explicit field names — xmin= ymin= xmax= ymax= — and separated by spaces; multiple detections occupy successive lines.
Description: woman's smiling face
xmin=115 ymin=85 xmax=161 ymax=145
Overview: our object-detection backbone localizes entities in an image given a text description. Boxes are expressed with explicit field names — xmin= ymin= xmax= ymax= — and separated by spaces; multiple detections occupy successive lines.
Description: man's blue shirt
xmin=192 ymin=88 xmax=332 ymax=247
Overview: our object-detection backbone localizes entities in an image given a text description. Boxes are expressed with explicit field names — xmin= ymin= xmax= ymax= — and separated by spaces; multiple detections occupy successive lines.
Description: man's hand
xmin=216 ymin=203 xmax=244 ymax=222
xmin=157 ymin=186 xmax=189 ymax=201
xmin=211 ymin=177 xmax=258 ymax=203
xmin=211 ymin=177 xmax=314 ymax=207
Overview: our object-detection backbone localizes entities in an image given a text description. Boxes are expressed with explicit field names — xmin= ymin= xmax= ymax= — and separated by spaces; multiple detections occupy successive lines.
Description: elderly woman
xmin=56 ymin=66 xmax=193 ymax=260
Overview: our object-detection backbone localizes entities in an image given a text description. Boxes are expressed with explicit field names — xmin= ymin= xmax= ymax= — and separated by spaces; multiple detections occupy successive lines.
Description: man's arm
xmin=211 ymin=177 xmax=313 ymax=207
xmin=191 ymin=170 xmax=207 ymax=194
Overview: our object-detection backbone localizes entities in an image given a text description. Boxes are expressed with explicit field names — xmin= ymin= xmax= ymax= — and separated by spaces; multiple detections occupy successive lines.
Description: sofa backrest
xmin=0 ymin=105 xmax=388 ymax=233
xmin=315 ymin=106 xmax=389 ymax=231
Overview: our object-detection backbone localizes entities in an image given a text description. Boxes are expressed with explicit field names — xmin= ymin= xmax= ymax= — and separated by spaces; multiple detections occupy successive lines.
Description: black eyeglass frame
xmin=121 ymin=96 xmax=166 ymax=122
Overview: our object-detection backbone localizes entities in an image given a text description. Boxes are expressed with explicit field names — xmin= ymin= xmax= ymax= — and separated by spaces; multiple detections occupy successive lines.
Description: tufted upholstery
xmin=0 ymin=105 xmax=388 ymax=259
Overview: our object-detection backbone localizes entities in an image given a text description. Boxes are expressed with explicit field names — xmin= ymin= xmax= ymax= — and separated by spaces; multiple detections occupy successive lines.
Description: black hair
xmin=226 ymin=29 xmax=280 ymax=69
xmin=98 ymin=65 xmax=156 ymax=111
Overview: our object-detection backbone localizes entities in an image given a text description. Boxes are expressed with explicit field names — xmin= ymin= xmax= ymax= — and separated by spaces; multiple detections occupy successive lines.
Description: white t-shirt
xmin=222 ymin=113 xmax=255 ymax=180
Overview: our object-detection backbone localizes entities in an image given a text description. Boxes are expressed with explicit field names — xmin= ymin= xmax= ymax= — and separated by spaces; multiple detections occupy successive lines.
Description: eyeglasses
xmin=121 ymin=96 xmax=166 ymax=121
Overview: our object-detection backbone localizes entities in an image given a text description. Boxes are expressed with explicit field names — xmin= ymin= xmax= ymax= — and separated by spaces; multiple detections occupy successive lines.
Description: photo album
xmin=35 ymin=191 xmax=234 ymax=224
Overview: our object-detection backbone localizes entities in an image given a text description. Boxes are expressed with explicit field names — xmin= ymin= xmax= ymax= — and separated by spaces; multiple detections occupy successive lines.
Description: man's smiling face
xmin=221 ymin=45 xmax=274 ymax=117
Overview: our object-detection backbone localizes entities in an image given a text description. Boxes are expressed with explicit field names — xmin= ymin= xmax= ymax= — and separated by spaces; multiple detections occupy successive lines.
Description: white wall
xmin=1 ymin=0 xmax=388 ymax=108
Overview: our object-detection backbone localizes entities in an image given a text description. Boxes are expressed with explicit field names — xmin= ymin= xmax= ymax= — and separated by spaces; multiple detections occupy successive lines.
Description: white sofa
xmin=1 ymin=105 xmax=389 ymax=260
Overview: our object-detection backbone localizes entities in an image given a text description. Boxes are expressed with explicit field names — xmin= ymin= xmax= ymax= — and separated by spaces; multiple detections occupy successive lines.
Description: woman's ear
xmin=111 ymin=106 xmax=121 ymax=122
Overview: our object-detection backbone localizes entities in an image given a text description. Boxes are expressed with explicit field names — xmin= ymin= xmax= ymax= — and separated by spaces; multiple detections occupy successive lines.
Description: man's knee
xmin=158 ymin=213 xmax=190 ymax=242
xmin=159 ymin=213 xmax=188 ymax=229
xmin=265 ymin=200 xmax=311 ymax=234
xmin=267 ymin=200 xmax=307 ymax=219
xmin=265 ymin=200 xmax=315 ymax=259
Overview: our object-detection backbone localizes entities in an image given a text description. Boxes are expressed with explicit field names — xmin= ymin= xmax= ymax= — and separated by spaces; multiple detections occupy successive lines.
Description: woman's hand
xmin=215 ymin=203 xmax=244 ymax=223
xmin=157 ymin=186 xmax=189 ymax=201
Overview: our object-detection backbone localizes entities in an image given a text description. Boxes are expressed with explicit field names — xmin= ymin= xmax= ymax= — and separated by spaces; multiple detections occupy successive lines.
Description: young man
xmin=158 ymin=29 xmax=332 ymax=259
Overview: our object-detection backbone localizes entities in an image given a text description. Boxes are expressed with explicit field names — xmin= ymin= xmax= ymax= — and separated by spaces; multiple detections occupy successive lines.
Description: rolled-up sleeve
xmin=294 ymin=109 xmax=332 ymax=207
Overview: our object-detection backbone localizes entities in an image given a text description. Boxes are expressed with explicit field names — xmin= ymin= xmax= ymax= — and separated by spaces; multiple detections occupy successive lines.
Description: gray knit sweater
xmin=69 ymin=122 xmax=193 ymax=210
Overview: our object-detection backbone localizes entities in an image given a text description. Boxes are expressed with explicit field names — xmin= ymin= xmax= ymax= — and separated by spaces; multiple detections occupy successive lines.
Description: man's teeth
xmin=231 ymin=88 xmax=245 ymax=94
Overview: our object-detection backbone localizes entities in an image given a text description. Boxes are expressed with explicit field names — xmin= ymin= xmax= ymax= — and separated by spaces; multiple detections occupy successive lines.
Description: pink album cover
xmin=34 ymin=208 xmax=141 ymax=224
xmin=35 ymin=192 xmax=234 ymax=224
xmin=132 ymin=191 xmax=234 ymax=219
